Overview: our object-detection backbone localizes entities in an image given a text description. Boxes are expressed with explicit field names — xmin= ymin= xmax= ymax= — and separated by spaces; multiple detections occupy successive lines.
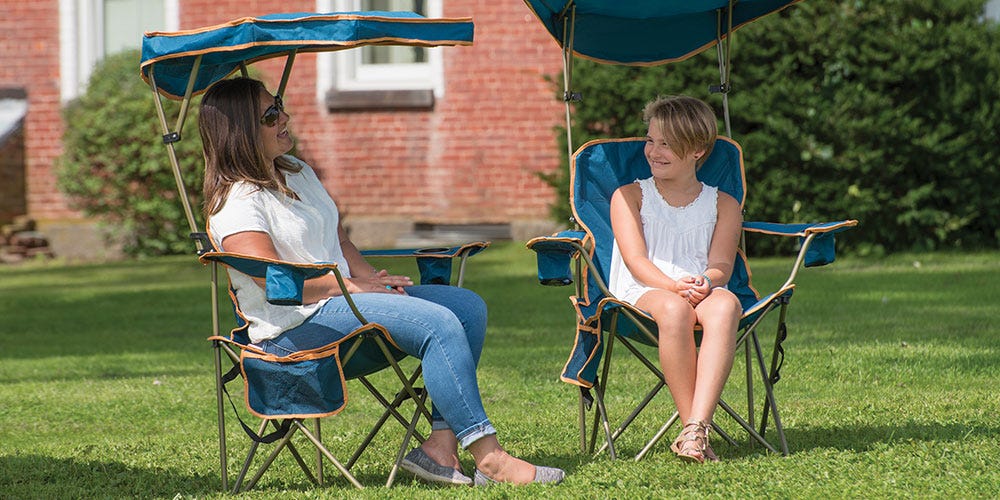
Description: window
xmin=317 ymin=0 xmax=444 ymax=109
xmin=59 ymin=0 xmax=178 ymax=102
xmin=987 ymin=0 xmax=1000 ymax=21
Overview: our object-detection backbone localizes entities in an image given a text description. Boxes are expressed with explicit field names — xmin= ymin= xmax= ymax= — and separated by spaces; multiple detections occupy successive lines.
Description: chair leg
xmin=231 ymin=415 xmax=268 ymax=492
xmin=709 ymin=414 xmax=738 ymax=447
xmin=578 ymin=389 xmax=588 ymax=453
xmin=589 ymin=380 xmax=616 ymax=460
xmin=730 ymin=300 xmax=792 ymax=456
xmin=293 ymin=420 xmax=364 ymax=489
xmin=758 ymin=303 xmax=790 ymax=452
xmin=314 ymin=418 xmax=323 ymax=485
xmin=635 ymin=410 xmax=680 ymax=461
xmin=751 ymin=329 xmax=789 ymax=455
xmin=590 ymin=331 xmax=618 ymax=460
xmin=606 ymin=337 xmax=669 ymax=460
xmin=238 ymin=420 xmax=294 ymax=492
xmin=236 ymin=419 xmax=325 ymax=492
xmin=716 ymin=397 xmax=779 ymax=454
xmin=745 ymin=337 xmax=755 ymax=448
xmin=589 ymin=305 xmax=794 ymax=460
xmin=347 ymin=369 xmax=427 ymax=470
xmin=282 ymin=428 xmax=320 ymax=483
xmin=386 ymin=389 xmax=428 ymax=487
xmin=213 ymin=341 xmax=229 ymax=491
xmin=599 ymin=381 xmax=663 ymax=458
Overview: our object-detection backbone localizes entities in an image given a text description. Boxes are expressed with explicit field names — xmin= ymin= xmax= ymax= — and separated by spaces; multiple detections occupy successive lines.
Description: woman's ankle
xmin=421 ymin=430 xmax=461 ymax=469
xmin=473 ymin=449 xmax=536 ymax=484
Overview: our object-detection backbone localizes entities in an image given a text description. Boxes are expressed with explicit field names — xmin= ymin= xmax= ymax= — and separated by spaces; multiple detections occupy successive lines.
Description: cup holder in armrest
xmin=415 ymin=247 xmax=450 ymax=254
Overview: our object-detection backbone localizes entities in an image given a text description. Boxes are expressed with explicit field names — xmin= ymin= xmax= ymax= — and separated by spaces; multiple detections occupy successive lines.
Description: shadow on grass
xmin=578 ymin=414 xmax=1000 ymax=462
xmin=0 ymin=451 xmax=462 ymax=497
xmin=702 ymin=420 xmax=1000 ymax=460
xmin=780 ymin=421 xmax=1000 ymax=454
xmin=0 ymin=454 xmax=218 ymax=498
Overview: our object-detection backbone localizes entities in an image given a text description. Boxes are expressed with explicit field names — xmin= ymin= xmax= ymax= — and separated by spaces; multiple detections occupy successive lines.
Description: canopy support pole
xmin=560 ymin=3 xmax=581 ymax=226
xmin=148 ymin=54 xmax=226 ymax=491
xmin=712 ymin=2 xmax=743 ymax=252
xmin=560 ymin=2 xmax=583 ymax=161
xmin=277 ymin=50 xmax=298 ymax=99
xmin=148 ymin=54 xmax=203 ymax=250
xmin=712 ymin=2 xmax=735 ymax=138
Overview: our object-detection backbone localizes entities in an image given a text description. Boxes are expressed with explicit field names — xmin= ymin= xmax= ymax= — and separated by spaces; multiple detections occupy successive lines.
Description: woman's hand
xmin=677 ymin=275 xmax=711 ymax=306
xmin=346 ymin=268 xmax=413 ymax=295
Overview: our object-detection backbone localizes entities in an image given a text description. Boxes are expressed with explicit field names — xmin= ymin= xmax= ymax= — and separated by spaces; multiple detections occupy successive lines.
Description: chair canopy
xmin=140 ymin=11 xmax=474 ymax=99
xmin=523 ymin=0 xmax=801 ymax=65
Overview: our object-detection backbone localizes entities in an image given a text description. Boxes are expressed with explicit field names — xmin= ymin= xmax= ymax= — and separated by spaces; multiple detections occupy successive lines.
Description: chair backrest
xmin=570 ymin=137 xmax=757 ymax=317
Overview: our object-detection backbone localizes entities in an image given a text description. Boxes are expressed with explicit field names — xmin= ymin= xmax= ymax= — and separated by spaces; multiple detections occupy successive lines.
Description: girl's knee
xmin=697 ymin=291 xmax=742 ymax=326
xmin=647 ymin=297 xmax=696 ymax=331
xmin=711 ymin=289 xmax=742 ymax=311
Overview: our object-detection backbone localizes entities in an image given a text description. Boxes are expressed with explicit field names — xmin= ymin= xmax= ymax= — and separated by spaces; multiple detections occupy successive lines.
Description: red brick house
xmin=0 ymin=0 xmax=564 ymax=258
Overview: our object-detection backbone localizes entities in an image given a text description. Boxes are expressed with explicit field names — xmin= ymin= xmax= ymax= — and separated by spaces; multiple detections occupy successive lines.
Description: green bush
xmin=57 ymin=50 xmax=205 ymax=257
xmin=546 ymin=0 xmax=1000 ymax=255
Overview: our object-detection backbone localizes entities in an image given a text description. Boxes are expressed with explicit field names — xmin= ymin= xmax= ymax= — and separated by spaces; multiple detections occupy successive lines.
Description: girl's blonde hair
xmin=642 ymin=95 xmax=718 ymax=166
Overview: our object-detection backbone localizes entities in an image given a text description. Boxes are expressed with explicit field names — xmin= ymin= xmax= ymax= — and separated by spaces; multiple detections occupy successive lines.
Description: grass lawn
xmin=0 ymin=242 xmax=997 ymax=499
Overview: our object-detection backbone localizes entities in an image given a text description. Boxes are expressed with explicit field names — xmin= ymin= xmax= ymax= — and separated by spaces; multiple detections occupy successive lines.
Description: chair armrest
xmin=199 ymin=251 xmax=341 ymax=306
xmin=526 ymin=230 xmax=587 ymax=286
xmin=361 ymin=241 xmax=490 ymax=285
xmin=742 ymin=220 xmax=858 ymax=237
xmin=743 ymin=220 xmax=858 ymax=267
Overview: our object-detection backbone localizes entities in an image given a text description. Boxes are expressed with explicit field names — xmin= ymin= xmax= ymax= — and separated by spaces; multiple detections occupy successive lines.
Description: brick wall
xmin=1 ymin=0 xmax=566 ymax=252
xmin=0 ymin=1 xmax=74 ymax=222
xmin=181 ymin=1 xmax=565 ymax=233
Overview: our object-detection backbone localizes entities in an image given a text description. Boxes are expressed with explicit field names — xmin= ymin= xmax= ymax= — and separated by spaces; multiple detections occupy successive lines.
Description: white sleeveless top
xmin=608 ymin=178 xmax=719 ymax=305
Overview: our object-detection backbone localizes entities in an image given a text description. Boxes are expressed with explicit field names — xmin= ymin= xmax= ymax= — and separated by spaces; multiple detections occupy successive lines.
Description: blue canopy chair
xmin=141 ymin=12 xmax=481 ymax=491
xmin=529 ymin=137 xmax=855 ymax=459
xmin=523 ymin=1 xmax=858 ymax=459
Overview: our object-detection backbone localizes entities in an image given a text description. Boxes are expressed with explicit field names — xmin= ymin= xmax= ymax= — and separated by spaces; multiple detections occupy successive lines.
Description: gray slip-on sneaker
xmin=473 ymin=465 xmax=565 ymax=486
xmin=400 ymin=448 xmax=472 ymax=486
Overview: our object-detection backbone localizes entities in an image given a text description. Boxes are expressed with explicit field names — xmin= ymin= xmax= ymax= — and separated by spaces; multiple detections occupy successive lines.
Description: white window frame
xmin=316 ymin=0 xmax=445 ymax=101
xmin=59 ymin=0 xmax=179 ymax=102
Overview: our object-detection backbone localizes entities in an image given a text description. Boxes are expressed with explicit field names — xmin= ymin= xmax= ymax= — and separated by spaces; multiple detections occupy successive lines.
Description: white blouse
xmin=208 ymin=156 xmax=350 ymax=343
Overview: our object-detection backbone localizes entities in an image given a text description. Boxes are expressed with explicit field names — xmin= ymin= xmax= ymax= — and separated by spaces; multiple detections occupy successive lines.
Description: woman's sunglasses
xmin=260 ymin=95 xmax=284 ymax=127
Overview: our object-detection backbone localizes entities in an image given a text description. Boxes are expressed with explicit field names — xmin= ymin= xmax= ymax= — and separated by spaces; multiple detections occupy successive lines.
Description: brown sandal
xmin=670 ymin=420 xmax=715 ymax=463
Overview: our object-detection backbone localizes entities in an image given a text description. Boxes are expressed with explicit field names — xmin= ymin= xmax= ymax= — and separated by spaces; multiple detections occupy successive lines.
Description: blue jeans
xmin=257 ymin=285 xmax=496 ymax=449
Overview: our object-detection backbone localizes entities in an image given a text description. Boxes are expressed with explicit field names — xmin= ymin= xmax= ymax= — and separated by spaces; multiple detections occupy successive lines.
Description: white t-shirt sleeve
xmin=208 ymin=183 xmax=270 ymax=250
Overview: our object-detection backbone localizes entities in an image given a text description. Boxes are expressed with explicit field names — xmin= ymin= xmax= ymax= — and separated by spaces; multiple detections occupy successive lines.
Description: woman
xmin=198 ymin=77 xmax=563 ymax=486
xmin=608 ymin=95 xmax=743 ymax=463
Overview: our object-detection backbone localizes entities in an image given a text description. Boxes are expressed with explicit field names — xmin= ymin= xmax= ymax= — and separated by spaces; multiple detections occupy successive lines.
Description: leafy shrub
xmin=546 ymin=0 xmax=1000 ymax=255
xmin=58 ymin=49 xmax=205 ymax=257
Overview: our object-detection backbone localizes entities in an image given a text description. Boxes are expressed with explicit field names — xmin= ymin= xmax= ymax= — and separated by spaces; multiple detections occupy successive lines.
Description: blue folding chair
xmin=199 ymin=237 xmax=486 ymax=491
xmin=528 ymin=137 xmax=856 ymax=459
xmin=140 ymin=11 xmax=480 ymax=491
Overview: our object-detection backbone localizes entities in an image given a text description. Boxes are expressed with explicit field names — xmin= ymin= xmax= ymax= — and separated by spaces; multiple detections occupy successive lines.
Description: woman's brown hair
xmin=199 ymin=77 xmax=300 ymax=216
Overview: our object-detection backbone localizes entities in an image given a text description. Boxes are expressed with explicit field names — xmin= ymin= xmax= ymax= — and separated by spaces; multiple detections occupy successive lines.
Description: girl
xmin=608 ymin=95 xmax=743 ymax=463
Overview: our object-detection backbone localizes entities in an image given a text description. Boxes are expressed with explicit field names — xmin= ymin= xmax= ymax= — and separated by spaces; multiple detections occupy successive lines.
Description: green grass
xmin=1 ymin=244 xmax=998 ymax=499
